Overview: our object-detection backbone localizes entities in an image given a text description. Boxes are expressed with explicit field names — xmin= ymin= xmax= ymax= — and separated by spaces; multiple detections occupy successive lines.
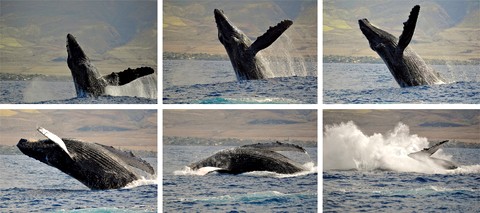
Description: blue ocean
xmin=324 ymin=148 xmax=480 ymax=212
xmin=323 ymin=122 xmax=480 ymax=212
xmin=0 ymin=75 xmax=157 ymax=104
xmin=163 ymin=145 xmax=318 ymax=212
xmin=0 ymin=155 xmax=157 ymax=212
xmin=323 ymin=63 xmax=480 ymax=104
xmin=163 ymin=60 xmax=317 ymax=104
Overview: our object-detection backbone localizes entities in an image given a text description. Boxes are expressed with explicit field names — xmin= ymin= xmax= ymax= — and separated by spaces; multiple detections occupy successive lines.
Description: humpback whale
xmin=188 ymin=142 xmax=309 ymax=174
xmin=214 ymin=9 xmax=293 ymax=80
xmin=359 ymin=5 xmax=444 ymax=87
xmin=17 ymin=127 xmax=155 ymax=190
xmin=66 ymin=34 xmax=154 ymax=97
xmin=408 ymin=140 xmax=458 ymax=170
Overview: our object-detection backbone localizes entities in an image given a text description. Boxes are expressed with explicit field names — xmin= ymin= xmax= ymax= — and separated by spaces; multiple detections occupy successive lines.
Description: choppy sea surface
xmin=163 ymin=60 xmax=317 ymax=104
xmin=163 ymin=145 xmax=318 ymax=212
xmin=0 ymin=75 xmax=157 ymax=104
xmin=323 ymin=122 xmax=480 ymax=212
xmin=323 ymin=63 xmax=480 ymax=104
xmin=0 ymin=155 xmax=157 ymax=212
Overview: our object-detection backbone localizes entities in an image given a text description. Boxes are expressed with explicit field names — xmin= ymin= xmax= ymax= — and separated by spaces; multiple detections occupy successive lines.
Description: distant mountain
xmin=163 ymin=110 xmax=317 ymax=141
xmin=163 ymin=0 xmax=317 ymax=57
xmin=1 ymin=0 xmax=157 ymax=75
xmin=324 ymin=0 xmax=480 ymax=61
xmin=0 ymin=110 xmax=157 ymax=149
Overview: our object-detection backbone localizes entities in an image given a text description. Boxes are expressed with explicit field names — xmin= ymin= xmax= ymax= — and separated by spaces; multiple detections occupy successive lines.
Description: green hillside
xmin=0 ymin=0 xmax=157 ymax=76
xmin=163 ymin=0 xmax=317 ymax=57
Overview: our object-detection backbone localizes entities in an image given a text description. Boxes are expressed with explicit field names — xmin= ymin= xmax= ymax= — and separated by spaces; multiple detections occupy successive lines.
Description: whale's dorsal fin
xmin=408 ymin=140 xmax=449 ymax=158
xmin=249 ymin=20 xmax=293 ymax=55
xmin=96 ymin=144 xmax=155 ymax=175
xmin=241 ymin=141 xmax=306 ymax=153
xmin=102 ymin=67 xmax=154 ymax=86
xmin=397 ymin=5 xmax=420 ymax=54
xmin=37 ymin=127 xmax=73 ymax=159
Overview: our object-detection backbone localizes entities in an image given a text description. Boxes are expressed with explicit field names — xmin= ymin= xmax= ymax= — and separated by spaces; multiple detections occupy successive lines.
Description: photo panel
xmin=163 ymin=0 xmax=318 ymax=104
xmin=323 ymin=109 xmax=480 ymax=212
xmin=0 ymin=109 xmax=157 ymax=212
xmin=323 ymin=1 xmax=480 ymax=104
xmin=163 ymin=109 xmax=318 ymax=212
xmin=0 ymin=0 xmax=158 ymax=104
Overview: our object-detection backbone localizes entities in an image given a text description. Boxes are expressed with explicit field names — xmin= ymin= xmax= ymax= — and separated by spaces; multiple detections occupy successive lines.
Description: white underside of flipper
xmin=37 ymin=127 xmax=73 ymax=158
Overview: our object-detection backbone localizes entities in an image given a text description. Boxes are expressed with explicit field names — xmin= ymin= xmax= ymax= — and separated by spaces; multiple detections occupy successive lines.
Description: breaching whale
xmin=408 ymin=140 xmax=458 ymax=170
xmin=16 ymin=127 xmax=155 ymax=190
xmin=359 ymin=5 xmax=444 ymax=87
xmin=214 ymin=9 xmax=293 ymax=80
xmin=66 ymin=34 xmax=154 ymax=97
xmin=188 ymin=142 xmax=309 ymax=174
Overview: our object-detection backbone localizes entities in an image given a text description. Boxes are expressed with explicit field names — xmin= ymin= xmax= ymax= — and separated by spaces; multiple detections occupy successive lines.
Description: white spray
xmin=262 ymin=33 xmax=308 ymax=78
xmin=324 ymin=121 xmax=456 ymax=174
xmin=105 ymin=74 xmax=157 ymax=99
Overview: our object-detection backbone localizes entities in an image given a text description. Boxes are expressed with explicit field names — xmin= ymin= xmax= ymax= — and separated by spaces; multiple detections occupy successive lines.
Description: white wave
xmin=123 ymin=176 xmax=157 ymax=189
xmin=446 ymin=165 xmax=480 ymax=174
xmin=243 ymin=162 xmax=317 ymax=178
xmin=324 ymin=121 xmax=459 ymax=174
xmin=173 ymin=163 xmax=317 ymax=177
xmin=173 ymin=166 xmax=222 ymax=176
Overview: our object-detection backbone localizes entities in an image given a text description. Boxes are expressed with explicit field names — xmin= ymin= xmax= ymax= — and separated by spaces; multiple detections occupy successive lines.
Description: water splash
xmin=324 ymin=121 xmax=459 ymax=174
xmin=105 ymin=74 xmax=157 ymax=99
xmin=262 ymin=34 xmax=308 ymax=78
xmin=123 ymin=176 xmax=157 ymax=189
xmin=23 ymin=78 xmax=75 ymax=102
xmin=173 ymin=163 xmax=316 ymax=178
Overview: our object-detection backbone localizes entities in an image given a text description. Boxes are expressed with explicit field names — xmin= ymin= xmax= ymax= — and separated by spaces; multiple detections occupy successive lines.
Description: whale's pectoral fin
xmin=97 ymin=143 xmax=155 ymax=174
xmin=103 ymin=67 xmax=154 ymax=86
xmin=37 ymin=127 xmax=73 ymax=159
xmin=397 ymin=5 xmax=420 ymax=54
xmin=249 ymin=20 xmax=293 ymax=55
xmin=408 ymin=140 xmax=449 ymax=159
xmin=241 ymin=141 xmax=306 ymax=153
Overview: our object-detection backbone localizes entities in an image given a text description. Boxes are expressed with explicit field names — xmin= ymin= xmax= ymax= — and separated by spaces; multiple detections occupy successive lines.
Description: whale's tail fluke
xmin=408 ymin=140 xmax=450 ymax=159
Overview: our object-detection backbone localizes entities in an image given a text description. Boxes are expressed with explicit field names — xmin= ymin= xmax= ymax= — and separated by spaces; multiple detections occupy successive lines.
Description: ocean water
xmin=323 ymin=122 xmax=480 ymax=212
xmin=0 ymin=75 xmax=157 ymax=104
xmin=323 ymin=63 xmax=480 ymax=104
xmin=163 ymin=60 xmax=317 ymax=104
xmin=0 ymin=155 xmax=157 ymax=212
xmin=163 ymin=145 xmax=318 ymax=212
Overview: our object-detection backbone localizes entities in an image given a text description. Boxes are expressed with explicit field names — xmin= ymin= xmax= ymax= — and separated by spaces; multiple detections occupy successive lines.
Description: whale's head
xmin=17 ymin=138 xmax=73 ymax=167
xmin=358 ymin=19 xmax=397 ymax=51
xmin=214 ymin=9 xmax=250 ymax=47
xmin=66 ymin=34 xmax=88 ymax=62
